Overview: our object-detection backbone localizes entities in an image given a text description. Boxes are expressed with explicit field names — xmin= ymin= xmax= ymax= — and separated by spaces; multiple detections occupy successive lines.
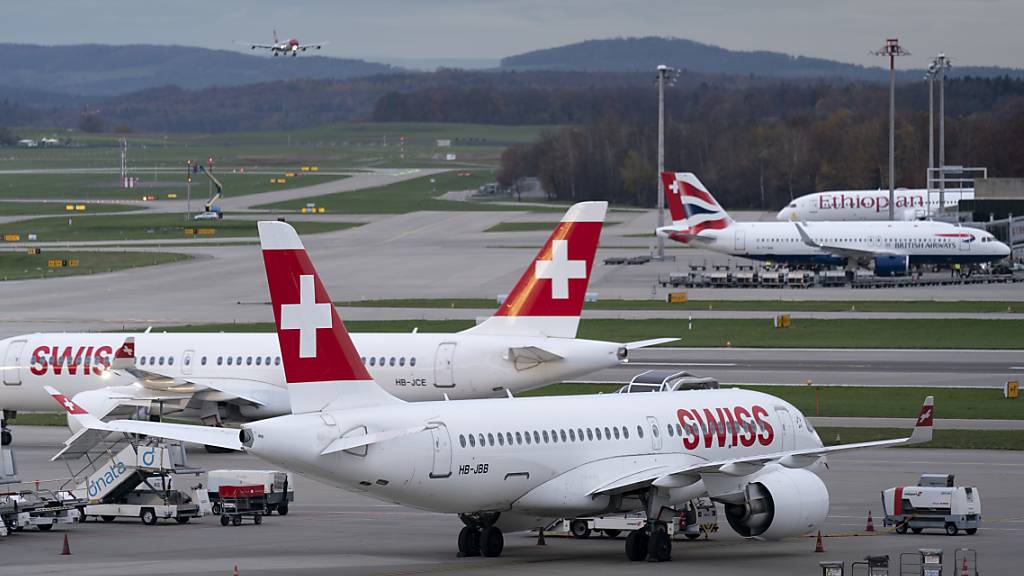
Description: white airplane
xmin=49 ymin=220 xmax=935 ymax=562
xmin=656 ymin=172 xmax=1008 ymax=275
xmin=242 ymin=30 xmax=328 ymax=57
xmin=777 ymin=188 xmax=974 ymax=222
xmin=0 ymin=202 xmax=674 ymax=446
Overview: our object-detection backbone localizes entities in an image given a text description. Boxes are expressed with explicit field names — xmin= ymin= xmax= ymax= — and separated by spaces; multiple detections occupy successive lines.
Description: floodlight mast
xmin=926 ymin=62 xmax=938 ymax=218
xmin=932 ymin=53 xmax=952 ymax=213
xmin=873 ymin=38 xmax=909 ymax=221
xmin=655 ymin=64 xmax=679 ymax=260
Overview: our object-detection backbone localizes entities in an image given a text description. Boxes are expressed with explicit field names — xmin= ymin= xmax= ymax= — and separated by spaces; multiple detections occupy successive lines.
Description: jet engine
xmin=722 ymin=468 xmax=828 ymax=539
xmin=873 ymin=254 xmax=909 ymax=277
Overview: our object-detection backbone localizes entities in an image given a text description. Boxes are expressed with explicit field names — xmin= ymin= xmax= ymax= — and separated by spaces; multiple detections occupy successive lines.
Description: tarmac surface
xmin=3 ymin=426 xmax=1020 ymax=576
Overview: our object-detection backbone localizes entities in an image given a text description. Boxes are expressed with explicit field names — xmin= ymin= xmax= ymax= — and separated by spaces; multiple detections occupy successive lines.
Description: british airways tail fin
xmin=463 ymin=201 xmax=607 ymax=339
xmin=258 ymin=221 xmax=400 ymax=414
xmin=660 ymin=172 xmax=733 ymax=233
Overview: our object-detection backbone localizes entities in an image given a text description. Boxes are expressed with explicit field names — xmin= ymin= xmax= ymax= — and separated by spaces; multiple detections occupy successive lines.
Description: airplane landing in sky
xmin=242 ymin=30 xmax=328 ymax=56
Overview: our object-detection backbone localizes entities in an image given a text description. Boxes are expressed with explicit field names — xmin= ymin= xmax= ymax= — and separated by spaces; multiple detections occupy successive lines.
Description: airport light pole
xmin=926 ymin=62 xmax=938 ymax=217
xmin=655 ymin=64 xmax=679 ymax=260
xmin=873 ymin=39 xmax=909 ymax=221
xmin=933 ymin=53 xmax=952 ymax=213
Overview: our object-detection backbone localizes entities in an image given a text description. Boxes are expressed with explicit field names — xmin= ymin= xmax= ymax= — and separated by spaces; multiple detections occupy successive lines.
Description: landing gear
xmin=457 ymin=513 xmax=503 ymax=558
xmin=457 ymin=526 xmax=481 ymax=557
xmin=1 ymin=411 xmax=13 ymax=446
xmin=624 ymin=522 xmax=671 ymax=562
xmin=0 ymin=429 xmax=10 ymax=446
xmin=625 ymin=529 xmax=649 ymax=561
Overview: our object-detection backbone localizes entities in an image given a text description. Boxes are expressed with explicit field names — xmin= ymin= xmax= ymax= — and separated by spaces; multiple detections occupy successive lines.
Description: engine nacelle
xmin=873 ymin=254 xmax=909 ymax=277
xmin=723 ymin=468 xmax=829 ymax=539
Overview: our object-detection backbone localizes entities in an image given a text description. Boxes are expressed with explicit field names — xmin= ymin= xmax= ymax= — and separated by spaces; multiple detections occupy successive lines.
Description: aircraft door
xmin=734 ymin=229 xmax=746 ymax=252
xmin=960 ymin=234 xmax=971 ymax=252
xmin=646 ymin=416 xmax=662 ymax=451
xmin=428 ymin=423 xmax=452 ymax=478
xmin=182 ymin=349 xmax=195 ymax=376
xmin=433 ymin=342 xmax=456 ymax=388
xmin=774 ymin=407 xmax=795 ymax=451
xmin=3 ymin=340 xmax=26 ymax=385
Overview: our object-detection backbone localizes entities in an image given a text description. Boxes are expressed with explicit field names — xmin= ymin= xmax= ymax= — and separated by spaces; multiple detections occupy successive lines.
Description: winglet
xmin=908 ymin=395 xmax=934 ymax=444
xmin=794 ymin=222 xmax=820 ymax=248
xmin=44 ymin=386 xmax=109 ymax=431
xmin=112 ymin=337 xmax=136 ymax=370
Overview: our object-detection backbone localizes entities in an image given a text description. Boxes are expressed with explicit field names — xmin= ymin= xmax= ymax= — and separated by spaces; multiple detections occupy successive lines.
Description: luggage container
xmin=218 ymin=484 xmax=266 ymax=527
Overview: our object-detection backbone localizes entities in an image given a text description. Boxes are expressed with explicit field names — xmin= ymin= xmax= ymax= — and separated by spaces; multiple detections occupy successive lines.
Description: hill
xmin=500 ymin=37 xmax=1024 ymax=81
xmin=0 ymin=43 xmax=395 ymax=96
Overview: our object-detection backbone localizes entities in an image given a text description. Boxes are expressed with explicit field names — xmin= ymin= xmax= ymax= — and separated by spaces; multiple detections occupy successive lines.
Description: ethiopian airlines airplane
xmin=656 ymin=172 xmax=1008 ymax=275
xmin=777 ymin=188 xmax=973 ymax=222
xmin=0 ymin=202 xmax=673 ymax=446
xmin=49 ymin=220 xmax=935 ymax=562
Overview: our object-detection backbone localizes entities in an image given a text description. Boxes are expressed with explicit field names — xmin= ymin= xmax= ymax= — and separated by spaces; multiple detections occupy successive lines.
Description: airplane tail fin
xmin=660 ymin=172 xmax=733 ymax=233
xmin=273 ymin=29 xmax=279 ymax=44
xmin=463 ymin=201 xmax=607 ymax=339
xmin=258 ymin=221 xmax=399 ymax=414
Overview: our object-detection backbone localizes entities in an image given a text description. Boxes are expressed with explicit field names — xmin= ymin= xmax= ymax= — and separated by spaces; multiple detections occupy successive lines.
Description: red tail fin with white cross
xmin=464 ymin=201 xmax=607 ymax=338
xmin=258 ymin=221 xmax=398 ymax=413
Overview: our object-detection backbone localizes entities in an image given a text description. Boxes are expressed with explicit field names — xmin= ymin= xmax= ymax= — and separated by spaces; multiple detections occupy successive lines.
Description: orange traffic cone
xmin=537 ymin=528 xmax=546 ymax=546
xmin=814 ymin=530 xmax=824 ymax=553
xmin=866 ymin=510 xmax=875 ymax=532
xmin=961 ymin=556 xmax=969 ymax=576
xmin=60 ymin=533 xmax=71 ymax=555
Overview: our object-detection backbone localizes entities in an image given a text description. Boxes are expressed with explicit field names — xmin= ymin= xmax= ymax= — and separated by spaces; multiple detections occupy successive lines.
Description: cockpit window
xmin=788 ymin=203 xmax=796 ymax=208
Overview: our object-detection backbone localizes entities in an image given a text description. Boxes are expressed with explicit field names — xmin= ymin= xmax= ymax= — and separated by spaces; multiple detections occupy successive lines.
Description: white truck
xmin=565 ymin=498 xmax=718 ymax=540
xmin=882 ymin=474 xmax=981 ymax=536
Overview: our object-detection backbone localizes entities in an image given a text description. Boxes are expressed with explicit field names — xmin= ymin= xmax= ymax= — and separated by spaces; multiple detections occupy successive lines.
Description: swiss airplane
xmin=777 ymin=188 xmax=974 ymax=222
xmin=0 ymin=202 xmax=673 ymax=446
xmin=243 ymin=30 xmax=328 ymax=57
xmin=657 ymin=172 xmax=1009 ymax=275
xmin=50 ymin=220 xmax=935 ymax=562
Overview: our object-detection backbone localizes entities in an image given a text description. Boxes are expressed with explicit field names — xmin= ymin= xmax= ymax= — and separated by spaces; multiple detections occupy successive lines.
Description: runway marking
xmin=628 ymin=362 xmax=738 ymax=367
xmin=1011 ymin=366 xmax=1024 ymax=370
xmin=840 ymin=459 xmax=1024 ymax=467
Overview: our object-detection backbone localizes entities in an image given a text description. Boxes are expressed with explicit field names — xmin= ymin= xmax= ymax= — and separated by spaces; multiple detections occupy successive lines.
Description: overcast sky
xmin=6 ymin=0 xmax=1021 ymax=68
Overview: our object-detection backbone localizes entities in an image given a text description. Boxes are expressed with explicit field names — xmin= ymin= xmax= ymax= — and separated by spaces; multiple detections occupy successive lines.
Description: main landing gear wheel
xmin=479 ymin=526 xmax=504 ymax=557
xmin=457 ymin=526 xmax=481 ymax=557
xmin=648 ymin=524 xmax=672 ymax=562
xmin=625 ymin=529 xmax=649 ymax=561
xmin=1 ymin=429 xmax=11 ymax=446
xmin=570 ymin=519 xmax=591 ymax=539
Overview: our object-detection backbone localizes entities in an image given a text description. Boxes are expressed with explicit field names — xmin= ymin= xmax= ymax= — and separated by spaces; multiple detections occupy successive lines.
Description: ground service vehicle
xmin=882 ymin=474 xmax=981 ymax=536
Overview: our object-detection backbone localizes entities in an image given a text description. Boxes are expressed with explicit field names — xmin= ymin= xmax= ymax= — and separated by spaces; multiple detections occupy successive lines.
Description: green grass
xmin=0 ymin=213 xmax=362 ymax=242
xmin=10 ymin=413 xmax=67 ymax=426
xmin=484 ymin=221 xmax=622 ymax=233
xmin=0 ymin=172 xmax=346 ymax=201
xmin=335 ymin=298 xmax=1024 ymax=314
xmin=254 ymin=171 xmax=563 ymax=214
xmin=818 ymin=427 xmax=1024 ymax=450
xmin=156 ymin=318 xmax=1024 ymax=349
xmin=0 ymin=250 xmax=191 ymax=280
xmin=0 ymin=201 xmax=135 ymax=215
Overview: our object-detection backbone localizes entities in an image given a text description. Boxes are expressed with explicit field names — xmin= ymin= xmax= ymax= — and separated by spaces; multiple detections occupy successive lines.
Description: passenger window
xmin=459 ymin=435 xmax=466 ymax=448
xmin=586 ymin=428 xmax=594 ymax=441
xmin=217 ymin=356 xmax=223 ymax=366
xmin=667 ymin=424 xmax=674 ymax=437
xmin=184 ymin=356 xmax=191 ymax=366
xmin=576 ymin=428 xmax=584 ymax=441
xmin=604 ymin=427 xmax=611 ymax=439
xmin=236 ymin=356 xmax=242 ymax=365
xmin=389 ymin=357 xmax=396 ymax=367
xmin=361 ymin=357 xmax=366 ymax=364
xmin=469 ymin=435 xmax=476 ymax=447
xmin=652 ymin=424 xmax=659 ymax=438
xmin=675 ymin=424 xmax=683 ymax=436
xmin=613 ymin=427 xmax=620 ymax=440
xmin=533 ymin=431 xmax=540 ymax=444
xmin=158 ymin=356 xmax=165 ymax=366
xmin=516 ymin=431 xmax=523 ymax=445
xmin=168 ymin=356 xmax=174 ymax=366
xmin=275 ymin=357 xmax=281 ymax=365
xmin=595 ymin=428 xmax=602 ymax=440
xmin=524 ymin=431 xmax=531 ymax=445
xmin=478 ymin=434 xmax=485 ymax=447
xmin=542 ymin=430 xmax=549 ymax=443
xmin=246 ymin=357 xmax=252 ymax=366
xmin=622 ymin=426 xmax=629 ymax=439
xmin=506 ymin=433 xmax=513 ymax=445
xmin=139 ymin=356 xmax=146 ymax=366
xmin=399 ymin=357 xmax=405 ymax=367
xmin=487 ymin=433 xmax=494 ymax=446
xmin=265 ymin=356 xmax=271 ymax=366
xmin=227 ymin=356 xmax=233 ymax=365
xmin=149 ymin=356 xmax=156 ymax=365
xmin=256 ymin=356 xmax=262 ymax=366
xmin=569 ymin=429 xmax=576 ymax=441
xmin=378 ymin=357 xmax=385 ymax=367
xmin=497 ymin=433 xmax=504 ymax=446
xmin=410 ymin=357 xmax=416 ymax=367
xmin=369 ymin=357 xmax=376 ymax=366
xmin=560 ymin=430 xmax=567 ymax=442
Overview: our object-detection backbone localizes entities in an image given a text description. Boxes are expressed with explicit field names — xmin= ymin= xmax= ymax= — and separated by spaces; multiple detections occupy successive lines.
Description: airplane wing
xmin=236 ymin=40 xmax=276 ymax=49
xmin=299 ymin=42 xmax=329 ymax=51
xmin=589 ymin=396 xmax=933 ymax=497
xmin=46 ymin=387 xmax=242 ymax=452
xmin=794 ymin=222 xmax=900 ymax=260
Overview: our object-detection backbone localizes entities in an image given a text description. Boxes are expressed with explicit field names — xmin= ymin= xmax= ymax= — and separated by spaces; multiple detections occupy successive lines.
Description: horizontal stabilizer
xmin=623 ymin=338 xmax=679 ymax=350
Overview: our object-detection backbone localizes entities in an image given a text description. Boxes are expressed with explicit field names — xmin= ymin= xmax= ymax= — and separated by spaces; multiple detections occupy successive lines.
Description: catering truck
xmin=882 ymin=474 xmax=981 ymax=536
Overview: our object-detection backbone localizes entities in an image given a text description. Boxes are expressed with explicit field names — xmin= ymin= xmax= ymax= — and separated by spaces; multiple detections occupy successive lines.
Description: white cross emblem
xmin=279 ymin=274 xmax=333 ymax=358
xmin=64 ymin=398 xmax=77 ymax=411
xmin=534 ymin=239 xmax=587 ymax=300
xmin=918 ymin=409 xmax=932 ymax=423
xmin=669 ymin=178 xmax=682 ymax=197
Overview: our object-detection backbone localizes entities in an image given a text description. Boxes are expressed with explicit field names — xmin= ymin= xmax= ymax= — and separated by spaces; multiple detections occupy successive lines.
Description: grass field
xmin=0 ymin=213 xmax=362 ymax=242
xmin=334 ymin=298 xmax=1024 ymax=314
xmin=0 ymin=250 xmax=191 ymax=280
xmin=254 ymin=171 xmax=564 ymax=214
xmin=818 ymin=427 xmax=1023 ymax=450
xmin=5 ymin=123 xmax=552 ymax=171
xmin=158 ymin=317 xmax=1024 ymax=349
xmin=0 ymin=172 xmax=346 ymax=201
xmin=484 ymin=221 xmax=623 ymax=233
xmin=0 ymin=201 xmax=135 ymax=216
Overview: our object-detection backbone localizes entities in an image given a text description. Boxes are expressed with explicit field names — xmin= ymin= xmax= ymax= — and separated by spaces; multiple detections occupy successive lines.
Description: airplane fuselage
xmin=0 ymin=332 xmax=623 ymax=414
xmin=778 ymin=189 xmax=974 ymax=222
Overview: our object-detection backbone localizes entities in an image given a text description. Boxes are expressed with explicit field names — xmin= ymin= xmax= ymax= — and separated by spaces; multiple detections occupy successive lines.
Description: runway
xmin=3 ymin=426 xmax=1020 ymax=576
xmin=586 ymin=347 xmax=1023 ymax=388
